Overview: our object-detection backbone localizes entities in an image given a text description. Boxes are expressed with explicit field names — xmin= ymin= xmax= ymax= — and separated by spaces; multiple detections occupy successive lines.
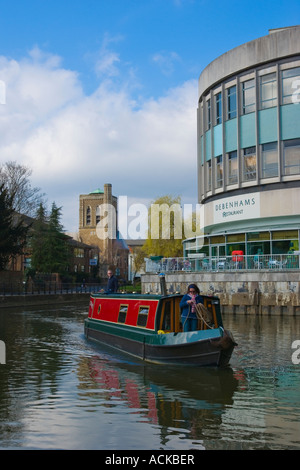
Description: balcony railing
xmin=145 ymin=253 xmax=300 ymax=273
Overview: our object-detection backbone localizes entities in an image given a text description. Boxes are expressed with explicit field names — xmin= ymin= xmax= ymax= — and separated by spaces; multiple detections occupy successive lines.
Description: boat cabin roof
xmin=89 ymin=292 xmax=222 ymax=333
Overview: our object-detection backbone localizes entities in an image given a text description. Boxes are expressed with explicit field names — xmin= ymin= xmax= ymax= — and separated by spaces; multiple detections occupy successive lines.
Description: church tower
xmin=79 ymin=184 xmax=127 ymax=280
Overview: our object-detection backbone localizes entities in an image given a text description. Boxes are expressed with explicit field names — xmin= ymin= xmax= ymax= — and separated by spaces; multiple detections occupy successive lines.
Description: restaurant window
xmin=227 ymin=233 xmax=245 ymax=243
xmin=206 ymin=98 xmax=211 ymax=130
xmin=283 ymin=139 xmax=300 ymax=175
xmin=215 ymin=155 xmax=223 ymax=188
xmin=261 ymin=142 xmax=278 ymax=178
xmin=247 ymin=232 xmax=270 ymax=241
xmin=272 ymin=230 xmax=298 ymax=240
xmin=206 ymin=160 xmax=212 ymax=191
xmin=227 ymin=85 xmax=237 ymax=120
xmin=242 ymin=79 xmax=255 ymax=114
xmin=215 ymin=92 xmax=222 ymax=125
xmin=118 ymin=305 xmax=128 ymax=324
xmin=227 ymin=151 xmax=238 ymax=185
xmin=137 ymin=306 xmax=149 ymax=327
xmin=282 ymin=67 xmax=300 ymax=104
xmin=242 ymin=146 xmax=256 ymax=181
xmin=260 ymin=73 xmax=277 ymax=109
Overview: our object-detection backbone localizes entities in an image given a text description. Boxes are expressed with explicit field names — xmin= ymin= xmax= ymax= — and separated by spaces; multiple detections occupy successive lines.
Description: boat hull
xmin=84 ymin=318 xmax=235 ymax=367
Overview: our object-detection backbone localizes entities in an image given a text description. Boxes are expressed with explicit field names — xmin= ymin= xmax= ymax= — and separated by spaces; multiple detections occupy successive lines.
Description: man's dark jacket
xmin=107 ymin=275 xmax=118 ymax=293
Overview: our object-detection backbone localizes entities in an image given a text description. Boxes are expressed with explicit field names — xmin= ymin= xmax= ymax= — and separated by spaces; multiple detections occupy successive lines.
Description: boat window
xmin=137 ymin=306 xmax=149 ymax=327
xmin=161 ymin=301 xmax=171 ymax=331
xmin=118 ymin=305 xmax=128 ymax=323
xmin=97 ymin=305 xmax=101 ymax=315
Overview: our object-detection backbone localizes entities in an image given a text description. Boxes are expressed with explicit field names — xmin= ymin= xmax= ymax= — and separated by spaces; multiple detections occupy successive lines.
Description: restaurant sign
xmin=214 ymin=192 xmax=260 ymax=224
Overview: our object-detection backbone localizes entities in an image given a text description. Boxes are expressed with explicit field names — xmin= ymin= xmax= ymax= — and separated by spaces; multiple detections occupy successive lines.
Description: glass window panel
xmin=118 ymin=305 xmax=128 ymax=323
xmin=215 ymin=155 xmax=223 ymax=188
xmin=260 ymin=73 xmax=277 ymax=109
xmin=86 ymin=207 xmax=91 ymax=225
xmin=242 ymin=146 xmax=256 ymax=181
xmin=210 ymin=235 xmax=226 ymax=244
xmin=137 ymin=306 xmax=149 ymax=327
xmin=227 ymin=234 xmax=245 ymax=242
xmin=206 ymin=160 xmax=212 ymax=191
xmin=261 ymin=142 xmax=278 ymax=178
xmin=242 ymin=79 xmax=255 ymax=114
xmin=206 ymin=98 xmax=211 ymax=130
xmin=272 ymin=230 xmax=298 ymax=240
xmin=227 ymin=151 xmax=238 ymax=185
xmin=247 ymin=241 xmax=270 ymax=256
xmin=283 ymin=139 xmax=300 ymax=175
xmin=282 ymin=67 xmax=300 ymax=104
xmin=227 ymin=86 xmax=237 ymax=119
xmin=247 ymin=232 xmax=270 ymax=241
xmin=215 ymin=92 xmax=222 ymax=124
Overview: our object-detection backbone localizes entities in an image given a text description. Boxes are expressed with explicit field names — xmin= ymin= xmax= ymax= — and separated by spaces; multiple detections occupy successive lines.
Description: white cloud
xmin=152 ymin=51 xmax=181 ymax=76
xmin=0 ymin=48 xmax=198 ymax=232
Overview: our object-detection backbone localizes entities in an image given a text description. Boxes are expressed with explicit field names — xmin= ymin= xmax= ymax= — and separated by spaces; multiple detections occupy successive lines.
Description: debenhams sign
xmin=214 ymin=192 xmax=260 ymax=224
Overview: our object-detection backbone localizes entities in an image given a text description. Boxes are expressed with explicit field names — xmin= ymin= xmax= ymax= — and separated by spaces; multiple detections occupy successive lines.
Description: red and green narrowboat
xmin=84 ymin=292 xmax=237 ymax=367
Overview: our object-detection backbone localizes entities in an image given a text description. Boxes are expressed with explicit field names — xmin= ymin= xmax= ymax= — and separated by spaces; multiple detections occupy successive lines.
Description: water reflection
xmin=78 ymin=353 xmax=238 ymax=448
xmin=0 ymin=306 xmax=300 ymax=449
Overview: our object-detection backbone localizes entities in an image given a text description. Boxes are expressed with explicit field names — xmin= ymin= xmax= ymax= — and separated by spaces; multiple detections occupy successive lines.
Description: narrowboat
xmin=84 ymin=291 xmax=237 ymax=367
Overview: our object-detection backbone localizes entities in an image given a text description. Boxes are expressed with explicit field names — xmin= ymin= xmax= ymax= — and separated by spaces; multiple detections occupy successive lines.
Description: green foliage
xmin=0 ymin=184 xmax=29 ymax=270
xmin=30 ymin=202 xmax=71 ymax=275
xmin=142 ymin=195 xmax=184 ymax=258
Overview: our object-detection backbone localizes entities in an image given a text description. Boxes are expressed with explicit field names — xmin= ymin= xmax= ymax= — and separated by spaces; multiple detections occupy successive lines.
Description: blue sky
xmin=0 ymin=0 xmax=299 ymax=233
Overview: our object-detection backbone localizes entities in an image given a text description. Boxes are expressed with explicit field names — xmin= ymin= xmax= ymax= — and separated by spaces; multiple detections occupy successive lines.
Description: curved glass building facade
xmin=183 ymin=26 xmax=300 ymax=264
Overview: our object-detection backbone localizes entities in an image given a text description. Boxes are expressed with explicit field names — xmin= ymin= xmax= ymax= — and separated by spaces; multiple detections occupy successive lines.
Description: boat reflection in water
xmin=82 ymin=347 xmax=239 ymax=446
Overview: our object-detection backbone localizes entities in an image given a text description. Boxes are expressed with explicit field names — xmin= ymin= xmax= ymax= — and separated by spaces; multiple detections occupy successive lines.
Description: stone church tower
xmin=79 ymin=184 xmax=128 ymax=280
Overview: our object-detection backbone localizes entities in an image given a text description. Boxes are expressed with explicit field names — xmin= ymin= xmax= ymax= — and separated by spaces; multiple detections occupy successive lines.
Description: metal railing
xmin=145 ymin=254 xmax=300 ymax=273
xmin=0 ymin=282 xmax=104 ymax=296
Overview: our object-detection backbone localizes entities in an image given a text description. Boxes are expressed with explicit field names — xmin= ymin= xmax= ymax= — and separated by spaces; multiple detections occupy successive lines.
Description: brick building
xmin=78 ymin=184 xmax=128 ymax=280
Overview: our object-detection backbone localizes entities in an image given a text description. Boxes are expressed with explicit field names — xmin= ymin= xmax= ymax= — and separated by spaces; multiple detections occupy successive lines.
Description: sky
xmin=0 ymin=0 xmax=299 ymax=235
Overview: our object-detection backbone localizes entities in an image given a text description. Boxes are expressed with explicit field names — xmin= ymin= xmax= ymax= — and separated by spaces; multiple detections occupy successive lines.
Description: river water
xmin=0 ymin=302 xmax=300 ymax=451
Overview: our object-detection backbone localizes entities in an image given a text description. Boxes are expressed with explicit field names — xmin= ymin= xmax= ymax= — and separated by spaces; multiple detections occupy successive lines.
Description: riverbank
xmin=0 ymin=293 xmax=90 ymax=309
xmin=142 ymin=271 xmax=300 ymax=315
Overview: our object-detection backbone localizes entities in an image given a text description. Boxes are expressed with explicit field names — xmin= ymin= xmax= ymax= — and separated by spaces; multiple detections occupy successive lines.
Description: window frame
xmin=260 ymin=72 xmax=277 ymax=109
xmin=241 ymin=78 xmax=255 ymax=114
xmin=242 ymin=146 xmax=257 ymax=181
xmin=118 ymin=304 xmax=128 ymax=324
xmin=227 ymin=85 xmax=237 ymax=120
xmin=137 ymin=305 xmax=150 ymax=328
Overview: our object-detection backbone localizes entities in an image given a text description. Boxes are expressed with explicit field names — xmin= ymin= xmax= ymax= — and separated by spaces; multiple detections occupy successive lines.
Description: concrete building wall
xmin=142 ymin=272 xmax=300 ymax=315
xmin=184 ymin=26 xmax=300 ymax=259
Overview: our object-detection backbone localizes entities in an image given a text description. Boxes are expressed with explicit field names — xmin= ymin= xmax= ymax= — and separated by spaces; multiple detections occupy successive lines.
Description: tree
xmin=130 ymin=246 xmax=146 ymax=283
xmin=45 ymin=203 xmax=71 ymax=274
xmin=0 ymin=161 xmax=46 ymax=217
xmin=30 ymin=202 xmax=71 ymax=275
xmin=0 ymin=184 xmax=29 ymax=270
xmin=142 ymin=195 xmax=184 ymax=258
xmin=30 ymin=202 xmax=48 ymax=273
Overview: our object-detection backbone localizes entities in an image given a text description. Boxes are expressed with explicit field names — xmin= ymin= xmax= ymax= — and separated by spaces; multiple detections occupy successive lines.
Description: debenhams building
xmin=183 ymin=26 xmax=300 ymax=261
